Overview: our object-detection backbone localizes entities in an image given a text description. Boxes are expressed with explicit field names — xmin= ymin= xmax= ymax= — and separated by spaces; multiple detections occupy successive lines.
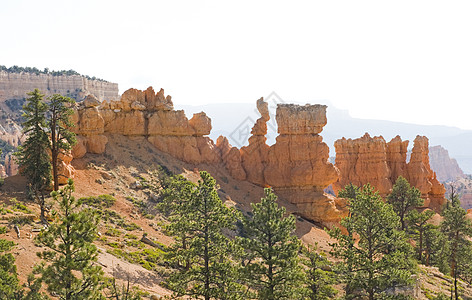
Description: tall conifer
xmin=239 ymin=188 xmax=303 ymax=300
xmin=15 ymin=89 xmax=51 ymax=221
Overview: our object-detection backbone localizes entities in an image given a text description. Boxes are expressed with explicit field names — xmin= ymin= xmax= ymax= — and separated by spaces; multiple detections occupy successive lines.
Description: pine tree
xmin=406 ymin=209 xmax=435 ymax=263
xmin=162 ymin=172 xmax=242 ymax=300
xmin=104 ymin=277 xmax=142 ymax=300
xmin=301 ymin=245 xmax=336 ymax=300
xmin=238 ymin=188 xmax=303 ymax=300
xmin=441 ymin=192 xmax=472 ymax=300
xmin=35 ymin=180 xmax=104 ymax=300
xmin=15 ymin=89 xmax=51 ymax=221
xmin=46 ymin=94 xmax=76 ymax=191
xmin=387 ymin=176 xmax=423 ymax=230
xmin=330 ymin=184 xmax=416 ymax=300
xmin=337 ymin=183 xmax=360 ymax=296
xmin=0 ymin=236 xmax=21 ymax=299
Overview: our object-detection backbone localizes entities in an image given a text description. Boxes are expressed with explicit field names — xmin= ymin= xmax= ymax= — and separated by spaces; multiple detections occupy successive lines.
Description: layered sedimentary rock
xmin=72 ymin=91 xmax=346 ymax=227
xmin=264 ymin=104 xmax=345 ymax=226
xmin=333 ymin=134 xmax=446 ymax=212
xmin=333 ymin=134 xmax=392 ymax=196
xmin=0 ymin=121 xmax=23 ymax=147
xmin=237 ymin=102 xmax=345 ymax=226
xmin=70 ymin=86 xmax=443 ymax=225
xmin=73 ymin=87 xmax=220 ymax=165
xmin=429 ymin=145 xmax=465 ymax=182
xmin=0 ymin=71 xmax=119 ymax=103
xmin=386 ymin=135 xmax=409 ymax=181
xmin=216 ymin=136 xmax=246 ymax=181
xmin=240 ymin=98 xmax=270 ymax=186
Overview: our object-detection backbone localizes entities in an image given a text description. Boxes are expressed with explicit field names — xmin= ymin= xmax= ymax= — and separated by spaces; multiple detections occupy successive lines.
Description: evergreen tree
xmin=406 ymin=209 xmax=435 ymax=263
xmin=162 ymin=171 xmax=242 ymax=300
xmin=330 ymin=184 xmax=416 ymax=300
xmin=46 ymin=94 xmax=76 ymax=191
xmin=440 ymin=193 xmax=472 ymax=300
xmin=104 ymin=277 xmax=142 ymax=300
xmin=387 ymin=176 xmax=423 ymax=230
xmin=0 ymin=237 xmax=21 ymax=299
xmin=15 ymin=89 xmax=51 ymax=221
xmin=301 ymin=245 xmax=336 ymax=300
xmin=337 ymin=183 xmax=360 ymax=296
xmin=35 ymin=180 xmax=104 ymax=300
xmin=0 ymin=230 xmax=50 ymax=299
xmin=238 ymin=188 xmax=303 ymax=300
xmin=423 ymin=225 xmax=449 ymax=269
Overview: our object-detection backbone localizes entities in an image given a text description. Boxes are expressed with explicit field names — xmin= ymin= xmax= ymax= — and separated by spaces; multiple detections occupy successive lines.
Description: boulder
xmin=189 ymin=112 xmax=212 ymax=136
xmin=72 ymin=136 xmax=88 ymax=158
xmin=83 ymin=94 xmax=101 ymax=108
xmin=86 ymin=135 xmax=108 ymax=154
xmin=78 ymin=107 xmax=105 ymax=135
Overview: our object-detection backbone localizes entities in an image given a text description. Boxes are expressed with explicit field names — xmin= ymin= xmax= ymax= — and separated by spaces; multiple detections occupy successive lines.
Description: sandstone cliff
xmin=0 ymin=71 xmax=119 ymax=104
xmin=429 ymin=145 xmax=465 ymax=182
xmin=333 ymin=134 xmax=446 ymax=212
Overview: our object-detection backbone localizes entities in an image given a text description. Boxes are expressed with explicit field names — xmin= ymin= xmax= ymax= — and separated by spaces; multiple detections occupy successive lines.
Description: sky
xmin=1 ymin=0 xmax=472 ymax=130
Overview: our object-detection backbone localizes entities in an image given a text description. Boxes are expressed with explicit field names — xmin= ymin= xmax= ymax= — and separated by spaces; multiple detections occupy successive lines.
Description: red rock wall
xmin=72 ymin=91 xmax=347 ymax=227
xmin=333 ymin=134 xmax=446 ymax=212
xmin=70 ymin=86 xmax=444 ymax=225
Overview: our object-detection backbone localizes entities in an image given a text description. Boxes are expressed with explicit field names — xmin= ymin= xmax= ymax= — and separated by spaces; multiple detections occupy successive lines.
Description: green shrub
xmin=79 ymin=194 xmax=116 ymax=209
xmin=10 ymin=198 xmax=32 ymax=214
xmin=9 ymin=215 xmax=33 ymax=225
xmin=105 ymin=226 xmax=122 ymax=237
xmin=107 ymin=241 xmax=123 ymax=249
xmin=125 ymin=239 xmax=144 ymax=248
xmin=106 ymin=247 xmax=165 ymax=271
xmin=124 ymin=233 xmax=138 ymax=240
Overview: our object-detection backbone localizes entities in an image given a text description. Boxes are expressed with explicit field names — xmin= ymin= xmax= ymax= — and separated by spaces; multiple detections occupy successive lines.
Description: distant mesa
xmin=0 ymin=66 xmax=119 ymax=104
xmin=429 ymin=145 xmax=465 ymax=182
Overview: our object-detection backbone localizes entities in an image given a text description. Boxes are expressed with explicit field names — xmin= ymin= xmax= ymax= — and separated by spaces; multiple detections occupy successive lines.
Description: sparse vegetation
xmin=79 ymin=194 xmax=116 ymax=209
xmin=0 ymin=65 xmax=109 ymax=82
xmin=34 ymin=180 xmax=104 ymax=300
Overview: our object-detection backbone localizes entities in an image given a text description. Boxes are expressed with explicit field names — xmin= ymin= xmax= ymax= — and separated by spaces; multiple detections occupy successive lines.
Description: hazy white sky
xmin=1 ymin=0 xmax=472 ymax=130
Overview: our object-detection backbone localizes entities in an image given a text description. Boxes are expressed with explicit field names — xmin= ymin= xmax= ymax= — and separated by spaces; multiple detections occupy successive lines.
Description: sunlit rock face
xmin=71 ymin=86 xmax=444 ymax=226
xmin=333 ymin=134 xmax=446 ymax=212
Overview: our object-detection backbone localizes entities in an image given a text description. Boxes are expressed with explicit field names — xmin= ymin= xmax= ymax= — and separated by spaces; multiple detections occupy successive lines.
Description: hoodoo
xmin=68 ymin=86 xmax=445 ymax=226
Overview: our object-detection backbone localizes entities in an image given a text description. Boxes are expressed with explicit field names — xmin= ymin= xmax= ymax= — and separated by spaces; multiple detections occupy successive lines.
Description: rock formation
xmin=73 ymin=87 xmax=220 ymax=165
xmin=0 ymin=121 xmax=23 ymax=147
xmin=264 ymin=104 xmax=344 ymax=227
xmin=4 ymin=153 xmax=18 ymax=177
xmin=226 ymin=101 xmax=345 ymax=227
xmin=333 ymin=134 xmax=446 ymax=212
xmin=71 ymin=91 xmax=347 ymax=227
xmin=429 ymin=145 xmax=465 ymax=182
xmin=0 ymin=71 xmax=119 ymax=103
xmin=333 ymin=133 xmax=392 ymax=196
xmin=69 ymin=86 xmax=444 ymax=225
